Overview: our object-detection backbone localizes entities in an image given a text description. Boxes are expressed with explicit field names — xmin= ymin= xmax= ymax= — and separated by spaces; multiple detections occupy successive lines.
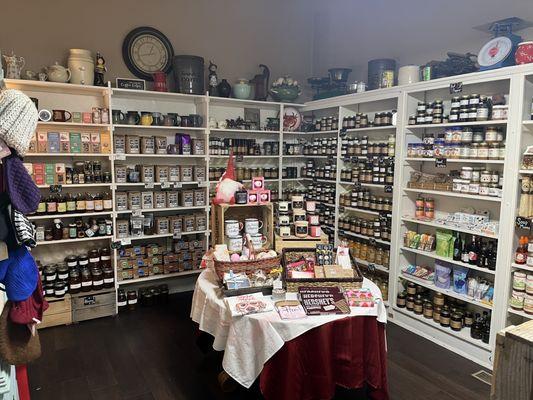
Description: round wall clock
xmin=122 ymin=27 xmax=174 ymax=80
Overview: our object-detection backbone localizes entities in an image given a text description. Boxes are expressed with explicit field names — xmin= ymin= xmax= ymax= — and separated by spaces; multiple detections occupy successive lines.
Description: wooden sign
xmin=116 ymin=78 xmax=146 ymax=91
xmin=49 ymin=184 xmax=62 ymax=193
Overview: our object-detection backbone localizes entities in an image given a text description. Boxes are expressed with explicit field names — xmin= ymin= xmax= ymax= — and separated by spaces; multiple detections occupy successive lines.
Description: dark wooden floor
xmin=28 ymin=293 xmax=491 ymax=400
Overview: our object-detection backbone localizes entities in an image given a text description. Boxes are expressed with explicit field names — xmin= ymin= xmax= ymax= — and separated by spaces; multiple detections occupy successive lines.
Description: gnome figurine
xmin=212 ymin=151 xmax=243 ymax=205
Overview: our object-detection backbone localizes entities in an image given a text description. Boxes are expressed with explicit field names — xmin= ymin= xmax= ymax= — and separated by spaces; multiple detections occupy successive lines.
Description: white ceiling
xmin=311 ymin=0 xmax=533 ymax=80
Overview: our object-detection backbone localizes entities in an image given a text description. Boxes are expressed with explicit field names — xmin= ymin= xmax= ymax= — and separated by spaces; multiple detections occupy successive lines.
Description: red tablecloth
xmin=259 ymin=316 xmax=389 ymax=400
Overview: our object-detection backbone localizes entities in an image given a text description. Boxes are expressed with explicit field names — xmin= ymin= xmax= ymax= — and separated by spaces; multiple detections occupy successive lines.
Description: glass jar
xmin=478 ymin=142 xmax=489 ymax=159
xmin=461 ymin=128 xmax=473 ymax=143
xmin=69 ymin=269 xmax=81 ymax=294
xmin=488 ymin=143 xmax=500 ymax=160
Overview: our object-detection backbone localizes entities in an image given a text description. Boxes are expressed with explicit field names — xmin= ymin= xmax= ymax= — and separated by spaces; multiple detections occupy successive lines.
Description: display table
xmin=190 ymin=268 xmax=388 ymax=398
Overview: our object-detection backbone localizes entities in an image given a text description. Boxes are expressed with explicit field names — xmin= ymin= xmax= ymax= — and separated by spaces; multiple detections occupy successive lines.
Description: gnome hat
xmin=213 ymin=151 xmax=243 ymax=205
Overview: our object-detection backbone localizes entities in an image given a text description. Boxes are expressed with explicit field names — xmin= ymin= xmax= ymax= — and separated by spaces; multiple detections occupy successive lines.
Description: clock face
xmin=123 ymin=27 xmax=174 ymax=80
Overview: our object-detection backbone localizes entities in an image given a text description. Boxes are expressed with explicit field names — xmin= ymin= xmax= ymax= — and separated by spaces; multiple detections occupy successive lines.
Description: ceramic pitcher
xmin=3 ymin=53 xmax=25 ymax=79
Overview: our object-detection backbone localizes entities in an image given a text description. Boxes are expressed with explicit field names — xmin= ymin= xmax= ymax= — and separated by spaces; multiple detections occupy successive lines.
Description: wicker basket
xmin=281 ymin=247 xmax=363 ymax=292
xmin=213 ymin=241 xmax=281 ymax=282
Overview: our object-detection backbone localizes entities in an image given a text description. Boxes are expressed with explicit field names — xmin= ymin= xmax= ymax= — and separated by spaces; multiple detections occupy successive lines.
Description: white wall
xmin=0 ymin=0 xmax=314 ymax=95
xmin=311 ymin=0 xmax=533 ymax=83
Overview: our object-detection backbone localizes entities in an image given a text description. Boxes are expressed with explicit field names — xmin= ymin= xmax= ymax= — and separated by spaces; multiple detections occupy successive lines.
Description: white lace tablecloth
xmin=190 ymin=268 xmax=387 ymax=388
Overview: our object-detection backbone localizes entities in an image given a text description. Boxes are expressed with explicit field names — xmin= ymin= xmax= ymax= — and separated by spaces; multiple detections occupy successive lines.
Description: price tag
xmin=204 ymin=231 xmax=210 ymax=236
xmin=161 ymin=181 xmax=171 ymax=189
xmin=120 ymin=238 xmax=131 ymax=246
xmin=368 ymin=238 xmax=376 ymax=245
xmin=516 ymin=216 xmax=531 ymax=230
xmin=144 ymin=182 xmax=154 ymax=189
xmin=111 ymin=241 xmax=122 ymax=249
xmin=384 ymin=185 xmax=393 ymax=193
xmin=174 ymin=182 xmax=183 ymax=189
xmin=132 ymin=209 xmax=143 ymax=217
xmin=83 ymin=296 xmax=96 ymax=306
xmin=49 ymin=184 xmax=62 ymax=193
xmin=338 ymin=206 xmax=345 ymax=213
xmin=351 ymin=156 xmax=359 ymax=163
xmin=435 ymin=158 xmax=447 ymax=168
xmin=236 ymin=154 xmax=244 ymax=162
xmin=339 ymin=127 xmax=347 ymax=137
xmin=367 ymin=263 xmax=376 ymax=272
xmin=173 ymin=231 xmax=182 ymax=239
xmin=198 ymin=181 xmax=208 ymax=187
xmin=114 ymin=153 xmax=126 ymax=161
xmin=449 ymin=82 xmax=463 ymax=94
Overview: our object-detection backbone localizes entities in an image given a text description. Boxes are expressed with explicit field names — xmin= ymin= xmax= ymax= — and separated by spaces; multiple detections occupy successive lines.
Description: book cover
xmin=275 ymin=300 xmax=307 ymax=320
xmin=225 ymin=293 xmax=274 ymax=317
xmin=297 ymin=286 xmax=350 ymax=315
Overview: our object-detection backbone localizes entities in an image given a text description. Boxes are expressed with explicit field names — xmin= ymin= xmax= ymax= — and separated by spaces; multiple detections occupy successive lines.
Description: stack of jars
xmin=282 ymin=166 xmax=299 ymax=179
xmin=362 ymin=270 xmax=389 ymax=301
xmin=209 ymin=138 xmax=280 ymax=156
xmin=396 ymin=284 xmax=491 ymax=343
xmin=452 ymin=167 xmax=502 ymax=197
xmin=209 ymin=167 xmax=280 ymax=181
xmin=338 ymin=215 xmax=391 ymax=242
xmin=283 ymin=137 xmax=337 ymax=156
xmin=407 ymin=126 xmax=505 ymax=160
xmin=339 ymin=189 xmax=393 ymax=213
xmin=40 ymin=247 xmax=114 ymax=298
xmin=35 ymin=217 xmax=113 ymax=242
xmin=339 ymin=159 xmax=394 ymax=185
xmin=313 ymin=116 xmax=338 ymax=131
xmin=301 ymin=160 xmax=337 ymax=180
xmin=342 ymin=111 xmax=394 ymax=129
xmin=347 ymin=238 xmax=390 ymax=268
xmin=341 ymin=135 xmax=395 ymax=158
xmin=509 ymin=270 xmax=533 ymax=314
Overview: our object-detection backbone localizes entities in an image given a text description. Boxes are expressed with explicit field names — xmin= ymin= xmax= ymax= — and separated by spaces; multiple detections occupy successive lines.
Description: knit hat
xmin=0 ymin=246 xmax=38 ymax=302
xmin=0 ymin=89 xmax=38 ymax=157
xmin=4 ymin=155 xmax=41 ymax=214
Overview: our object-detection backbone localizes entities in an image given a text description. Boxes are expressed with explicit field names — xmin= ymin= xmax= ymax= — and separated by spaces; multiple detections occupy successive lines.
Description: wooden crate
xmin=274 ymin=233 xmax=329 ymax=252
xmin=38 ymin=295 xmax=72 ymax=329
xmin=211 ymin=203 xmax=274 ymax=247
xmin=491 ymin=319 xmax=533 ymax=400
xmin=71 ymin=290 xmax=116 ymax=323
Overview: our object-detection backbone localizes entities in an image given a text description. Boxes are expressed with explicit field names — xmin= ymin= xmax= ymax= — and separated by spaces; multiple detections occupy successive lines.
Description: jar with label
xmin=439 ymin=305 xmax=451 ymax=327
xmin=69 ymin=269 xmax=81 ymax=294
xmin=91 ymin=267 xmax=104 ymax=291
xmin=460 ymin=167 xmax=473 ymax=180
xmin=54 ymin=281 xmax=67 ymax=298
xmin=479 ymin=183 xmax=489 ymax=196
xmin=459 ymin=145 xmax=470 ymax=159
xmin=480 ymin=170 xmax=491 ymax=183
xmin=423 ymin=302 xmax=433 ymax=319
xmin=513 ymin=271 xmax=527 ymax=291
xmin=461 ymin=128 xmax=473 ymax=143
xmin=468 ymin=107 xmax=477 ymax=121
xmin=433 ymin=292 xmax=445 ymax=306
xmin=488 ymin=143 xmax=500 ymax=160
xmin=510 ymin=290 xmax=525 ymax=309
xmin=449 ymin=108 xmax=460 ymax=122
xmin=81 ymin=267 xmax=92 ymax=292
xmin=396 ymin=291 xmax=407 ymax=308
xmin=478 ymin=142 xmax=489 ymax=159
xmin=450 ymin=312 xmax=463 ymax=331
xmin=469 ymin=143 xmax=479 ymax=159
xmin=476 ymin=96 xmax=489 ymax=121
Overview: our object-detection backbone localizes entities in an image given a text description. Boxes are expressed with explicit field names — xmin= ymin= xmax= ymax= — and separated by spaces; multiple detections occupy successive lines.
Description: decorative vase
xmin=269 ymin=86 xmax=300 ymax=102
xmin=217 ymin=79 xmax=231 ymax=97
xmin=233 ymin=79 xmax=251 ymax=99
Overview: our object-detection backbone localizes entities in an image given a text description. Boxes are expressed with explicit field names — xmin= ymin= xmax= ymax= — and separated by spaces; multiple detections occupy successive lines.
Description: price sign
xmin=435 ymin=158 xmax=447 ymax=168
xmin=132 ymin=209 xmax=143 ymax=217
xmin=174 ymin=182 xmax=183 ymax=189
xmin=144 ymin=182 xmax=154 ymax=189
xmin=367 ymin=263 xmax=376 ymax=273
xmin=449 ymin=82 xmax=463 ymax=94
xmin=516 ymin=216 xmax=531 ymax=230
xmin=384 ymin=185 xmax=393 ymax=193
xmin=339 ymin=127 xmax=347 ymax=137
xmin=236 ymin=154 xmax=244 ymax=162
xmin=198 ymin=181 xmax=208 ymax=188
xmin=120 ymin=238 xmax=131 ymax=246
xmin=114 ymin=153 xmax=126 ymax=161
xmin=173 ymin=231 xmax=182 ymax=239
xmin=49 ymin=184 xmax=62 ymax=193
xmin=83 ymin=296 xmax=96 ymax=306
xmin=161 ymin=181 xmax=171 ymax=189
xmin=111 ymin=241 xmax=122 ymax=250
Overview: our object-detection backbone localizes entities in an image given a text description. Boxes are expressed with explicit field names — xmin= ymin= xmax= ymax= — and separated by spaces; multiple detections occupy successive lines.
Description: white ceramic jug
xmin=68 ymin=49 xmax=94 ymax=85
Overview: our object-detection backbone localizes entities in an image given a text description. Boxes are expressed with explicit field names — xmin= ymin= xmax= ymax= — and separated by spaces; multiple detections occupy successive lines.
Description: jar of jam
xmin=81 ymin=267 xmax=92 ymax=292
xmin=44 ymin=265 xmax=57 ymax=283
xmin=450 ymin=312 xmax=463 ymax=331
xmin=103 ymin=267 xmax=114 ymax=289
xmin=69 ymin=269 xmax=81 ymax=294
xmin=433 ymin=292 xmax=445 ymax=306
xmin=406 ymin=295 xmax=415 ymax=311
xmin=52 ymin=219 xmax=63 ymax=240
xmin=54 ymin=281 xmax=67 ymax=298
xmin=414 ymin=295 xmax=424 ymax=314
xmin=44 ymin=284 xmax=54 ymax=297
xmin=91 ymin=267 xmax=104 ymax=291
xmin=423 ymin=301 xmax=433 ymax=319
xmin=406 ymin=282 xmax=417 ymax=295
xmin=440 ymin=305 xmax=451 ymax=327
xmin=57 ymin=264 xmax=69 ymax=281
xmin=118 ymin=289 xmax=128 ymax=311
xmin=100 ymin=247 xmax=111 ymax=269
xmin=127 ymin=290 xmax=138 ymax=311
xmin=88 ymin=249 xmax=100 ymax=268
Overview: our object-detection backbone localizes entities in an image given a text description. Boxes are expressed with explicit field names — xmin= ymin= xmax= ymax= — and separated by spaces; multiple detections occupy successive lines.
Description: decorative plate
xmin=283 ymin=106 xmax=302 ymax=132
xmin=478 ymin=36 xmax=513 ymax=67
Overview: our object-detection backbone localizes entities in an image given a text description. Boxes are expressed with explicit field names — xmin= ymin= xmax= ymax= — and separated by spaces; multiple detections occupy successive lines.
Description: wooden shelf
xmin=114 ymin=124 xmax=205 ymax=131
xmin=508 ymin=308 xmax=533 ymax=320
xmin=406 ymin=120 xmax=508 ymax=129
xmin=28 ymin=211 xmax=112 ymax=220
xmin=400 ymin=246 xmax=496 ymax=275
xmin=403 ymin=188 xmax=502 ymax=202
xmin=4 ymin=79 xmax=109 ymax=96
xmin=116 ymin=206 xmax=207 ymax=215
xmin=404 ymin=157 xmax=505 ymax=164
xmin=118 ymin=269 xmax=203 ymax=285
xmin=400 ymin=216 xmax=498 ymax=239
xmin=400 ymin=273 xmax=493 ymax=310
xmin=37 ymin=121 xmax=111 ymax=129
